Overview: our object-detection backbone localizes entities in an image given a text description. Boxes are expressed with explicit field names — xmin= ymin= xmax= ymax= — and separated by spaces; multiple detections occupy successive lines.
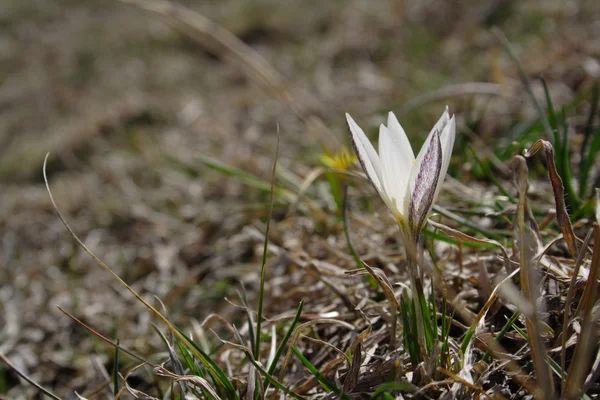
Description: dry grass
xmin=1 ymin=0 xmax=600 ymax=398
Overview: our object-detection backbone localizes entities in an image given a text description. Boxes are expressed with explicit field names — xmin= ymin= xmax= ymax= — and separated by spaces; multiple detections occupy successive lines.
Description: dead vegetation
xmin=1 ymin=0 xmax=600 ymax=398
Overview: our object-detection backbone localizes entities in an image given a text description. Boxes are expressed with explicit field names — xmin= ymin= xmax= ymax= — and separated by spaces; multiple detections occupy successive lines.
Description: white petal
xmin=345 ymin=113 xmax=383 ymax=192
xmin=387 ymin=112 xmax=416 ymax=168
xmin=429 ymin=106 xmax=451 ymax=140
xmin=378 ymin=124 xmax=406 ymax=213
xmin=381 ymin=112 xmax=416 ymax=206
xmin=378 ymin=124 xmax=392 ymax=194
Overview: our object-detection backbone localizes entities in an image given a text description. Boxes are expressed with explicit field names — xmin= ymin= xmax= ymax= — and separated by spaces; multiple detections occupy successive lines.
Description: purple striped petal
xmin=408 ymin=129 xmax=442 ymax=237
xmin=432 ymin=111 xmax=455 ymax=202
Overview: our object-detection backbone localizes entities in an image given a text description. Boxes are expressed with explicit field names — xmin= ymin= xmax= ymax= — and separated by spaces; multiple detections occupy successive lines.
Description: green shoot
xmin=255 ymin=128 xmax=280 ymax=359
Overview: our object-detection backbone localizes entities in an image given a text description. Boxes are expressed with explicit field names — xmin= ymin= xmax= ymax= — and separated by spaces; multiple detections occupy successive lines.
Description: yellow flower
xmin=320 ymin=145 xmax=357 ymax=171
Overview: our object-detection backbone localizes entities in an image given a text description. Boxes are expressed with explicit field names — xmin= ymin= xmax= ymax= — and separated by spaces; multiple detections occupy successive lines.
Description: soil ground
xmin=1 ymin=0 xmax=599 ymax=398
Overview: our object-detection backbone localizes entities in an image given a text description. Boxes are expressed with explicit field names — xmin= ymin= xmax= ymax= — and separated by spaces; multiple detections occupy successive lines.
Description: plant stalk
xmin=407 ymin=250 xmax=427 ymax=360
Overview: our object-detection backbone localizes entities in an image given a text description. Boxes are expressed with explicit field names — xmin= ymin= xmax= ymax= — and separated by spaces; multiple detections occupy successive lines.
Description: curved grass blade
xmin=0 ymin=353 xmax=62 ymax=400
xmin=422 ymin=229 xmax=501 ymax=249
xmin=523 ymin=140 xmax=578 ymax=255
xmin=57 ymin=306 xmax=155 ymax=367
xmin=361 ymin=261 xmax=400 ymax=347
xmin=44 ymin=154 xmax=238 ymax=399
xmin=432 ymin=205 xmax=504 ymax=240
xmin=428 ymin=219 xmax=511 ymax=271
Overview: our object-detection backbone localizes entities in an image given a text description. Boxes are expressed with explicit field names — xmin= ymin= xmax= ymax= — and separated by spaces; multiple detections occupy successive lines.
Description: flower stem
xmin=407 ymin=252 xmax=428 ymax=360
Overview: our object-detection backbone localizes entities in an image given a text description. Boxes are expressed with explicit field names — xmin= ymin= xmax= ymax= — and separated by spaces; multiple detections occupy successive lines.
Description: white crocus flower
xmin=346 ymin=107 xmax=455 ymax=250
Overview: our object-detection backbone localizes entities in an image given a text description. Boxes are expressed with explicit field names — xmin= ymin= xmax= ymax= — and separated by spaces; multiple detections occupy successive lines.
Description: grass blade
xmin=291 ymin=347 xmax=348 ymax=398
xmin=561 ymin=227 xmax=594 ymax=392
xmin=579 ymin=82 xmax=599 ymax=198
xmin=343 ymin=186 xmax=365 ymax=270
xmin=580 ymin=127 xmax=600 ymax=200
xmin=422 ymin=229 xmax=501 ymax=249
xmin=418 ymin=287 xmax=434 ymax=354
xmin=44 ymin=153 xmax=239 ymax=399
xmin=432 ymin=205 xmax=504 ymax=240
xmin=237 ymin=285 xmax=256 ymax=361
xmin=112 ymin=339 xmax=120 ymax=396
xmin=541 ymin=78 xmax=559 ymax=145
xmin=428 ymin=219 xmax=511 ymax=266
xmin=267 ymin=302 xmax=304 ymax=373
xmin=482 ymin=311 xmax=521 ymax=362
xmin=523 ymin=140 xmax=578 ymax=255
xmin=154 ymin=365 xmax=222 ymax=400
xmin=0 ymin=353 xmax=62 ymax=400
xmin=243 ymin=350 xmax=307 ymax=400
xmin=540 ymin=79 xmax=581 ymax=211
xmin=492 ymin=27 xmax=554 ymax=142
xmin=57 ymin=306 xmax=155 ymax=367
xmin=469 ymin=146 xmax=516 ymax=202
xmin=263 ymin=300 xmax=304 ymax=394
xmin=514 ymin=155 xmax=554 ymax=398
xmin=176 ymin=339 xmax=203 ymax=376
xmin=361 ymin=262 xmax=400 ymax=347
xmin=198 ymin=154 xmax=295 ymax=201
xmin=152 ymin=324 xmax=188 ymax=396
xmin=255 ymin=127 xmax=280 ymax=359
xmin=400 ymin=294 xmax=420 ymax=366
xmin=460 ymin=290 xmax=500 ymax=355
xmin=565 ymin=301 xmax=600 ymax=399
xmin=174 ymin=326 xmax=238 ymax=398
xmin=370 ymin=382 xmax=416 ymax=398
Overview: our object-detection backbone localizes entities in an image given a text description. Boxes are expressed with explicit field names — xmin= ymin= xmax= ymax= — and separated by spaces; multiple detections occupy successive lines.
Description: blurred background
xmin=1 ymin=0 xmax=598 ymax=397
